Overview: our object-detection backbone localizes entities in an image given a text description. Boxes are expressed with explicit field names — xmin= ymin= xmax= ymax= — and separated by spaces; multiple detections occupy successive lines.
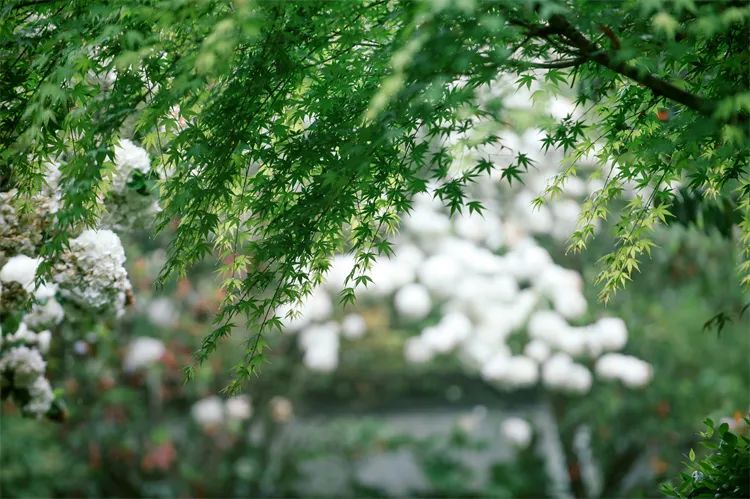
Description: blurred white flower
xmin=24 ymin=376 xmax=53 ymax=417
xmin=34 ymin=282 xmax=57 ymax=301
xmin=418 ymin=254 xmax=461 ymax=296
xmin=454 ymin=212 xmax=490 ymax=243
xmin=366 ymin=258 xmax=415 ymax=297
xmin=302 ymin=288 xmax=333 ymax=323
xmin=480 ymin=351 xmax=510 ymax=380
xmin=421 ymin=312 xmax=472 ymax=355
xmin=506 ymin=243 xmax=552 ymax=281
xmin=501 ymin=417 xmax=533 ymax=449
xmin=542 ymin=353 xmax=592 ymax=394
xmin=341 ymin=313 xmax=367 ymax=339
xmin=553 ymin=291 xmax=588 ymax=320
xmin=394 ymin=283 xmax=432 ymax=320
xmin=36 ymin=330 xmax=52 ymax=354
xmin=591 ymin=317 xmax=628 ymax=352
xmin=24 ymin=295 xmax=64 ymax=332
xmin=548 ymin=96 xmax=575 ymax=120
xmin=147 ymin=297 xmax=178 ymax=328
xmin=396 ymin=243 xmax=425 ymax=271
xmin=550 ymin=199 xmax=581 ymax=240
xmin=555 ymin=329 xmax=588 ymax=357
xmin=112 ymin=139 xmax=150 ymax=192
xmin=528 ymin=310 xmax=569 ymax=344
xmin=439 ymin=312 xmax=472 ymax=341
xmin=482 ymin=355 xmax=538 ymax=389
xmin=225 ymin=395 xmax=252 ymax=421
xmin=595 ymin=353 xmax=653 ymax=388
xmin=514 ymin=191 xmax=552 ymax=234
xmin=524 ymin=339 xmax=551 ymax=363
xmin=123 ymin=336 xmax=165 ymax=372
xmin=0 ymin=346 xmax=46 ymax=387
xmin=192 ymin=396 xmax=225 ymax=428
xmin=323 ymin=254 xmax=355 ymax=293
xmin=6 ymin=322 xmax=37 ymax=343
xmin=404 ymin=336 xmax=433 ymax=364
xmin=459 ymin=330 xmax=510 ymax=369
xmin=270 ymin=396 xmax=294 ymax=423
xmin=403 ymin=204 xmax=450 ymax=239
xmin=300 ymin=322 xmax=339 ymax=372
xmin=0 ymin=254 xmax=41 ymax=292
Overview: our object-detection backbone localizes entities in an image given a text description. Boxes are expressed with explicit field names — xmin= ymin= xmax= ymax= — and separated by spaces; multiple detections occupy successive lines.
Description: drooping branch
xmin=507 ymin=57 xmax=585 ymax=69
xmin=525 ymin=14 xmax=718 ymax=116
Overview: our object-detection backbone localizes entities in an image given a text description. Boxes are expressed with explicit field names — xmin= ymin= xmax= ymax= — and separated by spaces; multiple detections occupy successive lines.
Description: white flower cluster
xmin=0 ymin=163 xmax=60 ymax=262
xmin=123 ymin=336 xmax=166 ymax=372
xmin=112 ymin=139 xmax=151 ymax=192
xmin=101 ymin=139 xmax=160 ymax=231
xmin=501 ymin=416 xmax=533 ymax=449
xmin=1 ymin=139 xmax=153 ymax=419
xmin=0 ymin=233 xmax=131 ymax=417
xmin=0 ymin=256 xmax=58 ymax=418
xmin=0 ymin=335 xmax=54 ymax=418
xmin=54 ymin=228 xmax=132 ymax=316
xmin=0 ymin=255 xmax=42 ymax=293
xmin=191 ymin=395 xmax=253 ymax=429
xmin=595 ymin=353 xmax=653 ymax=388
xmin=276 ymin=125 xmax=652 ymax=398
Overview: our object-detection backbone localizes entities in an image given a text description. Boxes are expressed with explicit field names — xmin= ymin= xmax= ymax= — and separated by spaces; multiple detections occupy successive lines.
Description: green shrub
xmin=662 ymin=418 xmax=749 ymax=498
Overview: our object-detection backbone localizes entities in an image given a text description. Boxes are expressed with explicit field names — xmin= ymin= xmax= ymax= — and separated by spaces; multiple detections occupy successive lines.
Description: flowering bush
xmin=278 ymin=121 xmax=652 ymax=400
xmin=0 ymin=139 xmax=158 ymax=419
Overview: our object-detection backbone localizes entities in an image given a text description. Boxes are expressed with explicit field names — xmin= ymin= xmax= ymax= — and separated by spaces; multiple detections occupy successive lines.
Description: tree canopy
xmin=2 ymin=0 xmax=748 ymax=389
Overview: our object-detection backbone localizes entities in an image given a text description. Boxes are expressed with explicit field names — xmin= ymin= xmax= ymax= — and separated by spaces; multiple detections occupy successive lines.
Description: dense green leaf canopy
xmin=2 ymin=0 xmax=748 ymax=388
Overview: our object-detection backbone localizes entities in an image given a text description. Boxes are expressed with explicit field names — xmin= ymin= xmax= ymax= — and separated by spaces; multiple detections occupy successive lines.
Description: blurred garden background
xmin=2 ymin=92 xmax=748 ymax=497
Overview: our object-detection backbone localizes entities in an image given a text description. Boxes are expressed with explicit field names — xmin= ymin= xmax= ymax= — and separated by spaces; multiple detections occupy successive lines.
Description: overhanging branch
xmin=533 ymin=15 xmax=717 ymax=116
xmin=507 ymin=57 xmax=585 ymax=69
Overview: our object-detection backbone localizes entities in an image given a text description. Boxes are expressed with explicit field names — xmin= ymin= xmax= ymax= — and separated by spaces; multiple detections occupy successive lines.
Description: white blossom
xmin=341 ymin=313 xmax=367 ymax=339
xmin=55 ymin=229 xmax=131 ymax=315
xmin=323 ymin=254 xmax=355 ymax=292
xmin=192 ymin=396 xmax=225 ymax=427
xmin=595 ymin=353 xmax=653 ymax=388
xmin=418 ymin=254 xmax=462 ymax=296
xmin=0 ymin=346 xmax=46 ymax=387
xmin=590 ymin=317 xmax=628 ymax=352
xmin=36 ymin=330 xmax=52 ymax=354
xmin=301 ymin=288 xmax=333 ymax=322
xmin=524 ymin=339 xmax=551 ymax=363
xmin=482 ymin=355 xmax=538 ymax=389
xmin=24 ymin=376 xmax=53 ymax=417
xmin=0 ymin=254 xmax=41 ymax=292
xmin=225 ymin=395 xmax=253 ymax=421
xmin=404 ymin=336 xmax=433 ymax=364
xmin=501 ymin=417 xmax=533 ymax=449
xmin=123 ymin=336 xmax=165 ymax=372
xmin=542 ymin=353 xmax=592 ymax=394
xmin=24 ymin=298 xmax=64 ymax=330
xmin=112 ymin=139 xmax=151 ymax=193
xmin=270 ymin=396 xmax=294 ymax=423
xmin=6 ymin=322 xmax=38 ymax=344
xmin=403 ymin=204 xmax=450 ymax=239
xmin=299 ymin=322 xmax=339 ymax=372
xmin=553 ymin=291 xmax=588 ymax=319
xmin=394 ymin=283 xmax=432 ymax=320
xmin=147 ymin=297 xmax=178 ymax=328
